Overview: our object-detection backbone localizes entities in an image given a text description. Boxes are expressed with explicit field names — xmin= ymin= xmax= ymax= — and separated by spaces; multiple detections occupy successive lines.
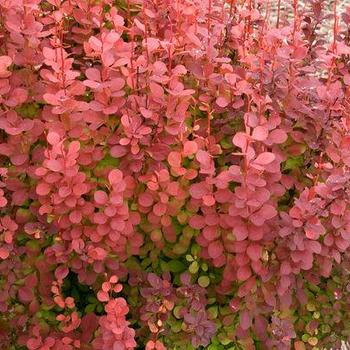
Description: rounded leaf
xmin=254 ymin=152 xmax=275 ymax=165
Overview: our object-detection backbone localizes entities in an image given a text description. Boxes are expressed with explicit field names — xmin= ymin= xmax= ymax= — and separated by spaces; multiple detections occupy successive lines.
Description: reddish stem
xmin=229 ymin=0 xmax=234 ymax=18
xmin=332 ymin=0 xmax=338 ymax=51
xmin=207 ymin=0 xmax=212 ymax=50
xmin=276 ymin=0 xmax=281 ymax=28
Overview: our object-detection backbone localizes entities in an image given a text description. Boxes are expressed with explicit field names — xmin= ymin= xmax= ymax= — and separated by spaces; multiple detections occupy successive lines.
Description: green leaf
xmin=96 ymin=303 xmax=104 ymax=313
xmin=160 ymin=259 xmax=169 ymax=272
xmin=220 ymin=137 xmax=232 ymax=150
xmin=98 ymin=154 xmax=120 ymax=168
xmin=283 ymin=156 xmax=304 ymax=171
xmin=87 ymin=296 xmax=98 ymax=304
xmin=172 ymin=217 xmax=183 ymax=235
xmin=173 ymin=306 xmax=183 ymax=319
xmin=16 ymin=103 xmax=40 ymax=118
xmin=208 ymin=305 xmax=218 ymax=319
xmin=198 ymin=276 xmax=210 ymax=288
xmin=208 ymin=344 xmax=224 ymax=350
xmin=85 ymin=304 xmax=96 ymax=313
xmin=170 ymin=321 xmax=182 ymax=333
xmin=189 ymin=261 xmax=199 ymax=274
xmin=201 ymin=262 xmax=208 ymax=272
xmin=168 ymin=260 xmax=186 ymax=273
xmin=185 ymin=254 xmax=194 ymax=262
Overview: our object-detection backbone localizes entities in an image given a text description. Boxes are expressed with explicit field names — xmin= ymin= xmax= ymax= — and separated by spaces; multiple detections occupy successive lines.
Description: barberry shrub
xmin=0 ymin=0 xmax=350 ymax=349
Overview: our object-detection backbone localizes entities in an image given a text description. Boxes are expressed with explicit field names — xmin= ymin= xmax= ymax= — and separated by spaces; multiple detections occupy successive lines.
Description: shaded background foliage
xmin=0 ymin=0 xmax=350 ymax=349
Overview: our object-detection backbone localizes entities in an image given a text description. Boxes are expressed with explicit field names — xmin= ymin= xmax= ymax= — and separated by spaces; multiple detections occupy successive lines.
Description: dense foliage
xmin=1 ymin=0 xmax=350 ymax=349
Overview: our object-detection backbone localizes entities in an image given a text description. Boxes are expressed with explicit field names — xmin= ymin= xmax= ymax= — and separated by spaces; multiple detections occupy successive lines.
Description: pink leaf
xmin=186 ymin=32 xmax=202 ymax=47
xmin=196 ymin=150 xmax=211 ymax=166
xmin=237 ymin=265 xmax=252 ymax=281
xmin=269 ymin=129 xmax=288 ymax=144
xmin=18 ymin=286 xmax=34 ymax=303
xmin=55 ymin=266 xmax=69 ymax=280
xmin=85 ymin=68 xmax=101 ymax=81
xmin=247 ymin=244 xmax=262 ymax=261
xmin=144 ymin=38 xmax=159 ymax=52
xmin=110 ymin=145 xmax=128 ymax=158
xmin=189 ymin=215 xmax=205 ymax=229
xmin=89 ymin=36 xmax=102 ymax=51
xmin=183 ymin=141 xmax=198 ymax=156
xmin=153 ymin=202 xmax=167 ymax=216
xmin=0 ymin=56 xmax=12 ymax=78
xmin=46 ymin=159 xmax=62 ymax=172
xmin=232 ymin=132 xmax=248 ymax=150
xmin=102 ymin=51 xmax=115 ymax=66
xmin=0 ymin=247 xmax=9 ymax=260
xmin=190 ymin=183 xmax=208 ymax=199
xmin=36 ymin=183 xmax=51 ymax=196
xmin=108 ymin=169 xmax=123 ymax=184
xmin=240 ymin=310 xmax=252 ymax=330
xmin=148 ymin=143 xmax=170 ymax=161
xmin=168 ymin=151 xmax=182 ymax=167
xmin=47 ymin=132 xmax=60 ymax=145
xmin=138 ymin=193 xmax=154 ymax=207
xmin=134 ymin=18 xmax=145 ymax=32
xmin=110 ymin=78 xmax=125 ymax=91
xmin=27 ymin=338 xmax=41 ymax=350
xmin=94 ymin=191 xmax=108 ymax=205
xmin=149 ymin=82 xmax=164 ymax=99
xmin=97 ymin=290 xmax=109 ymax=302
xmin=69 ymin=210 xmax=82 ymax=224
xmin=68 ymin=141 xmax=80 ymax=155
xmin=254 ymin=152 xmax=275 ymax=165
xmin=208 ymin=240 xmax=224 ymax=259
xmin=203 ymin=194 xmax=215 ymax=206
xmin=234 ymin=225 xmax=248 ymax=241
xmin=216 ymin=96 xmax=229 ymax=108
xmin=252 ymin=126 xmax=268 ymax=141
xmin=250 ymin=204 xmax=277 ymax=225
